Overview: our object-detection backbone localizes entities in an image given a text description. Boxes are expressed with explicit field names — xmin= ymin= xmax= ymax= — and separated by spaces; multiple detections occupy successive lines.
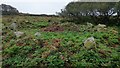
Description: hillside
xmin=0 ymin=4 xmax=19 ymax=15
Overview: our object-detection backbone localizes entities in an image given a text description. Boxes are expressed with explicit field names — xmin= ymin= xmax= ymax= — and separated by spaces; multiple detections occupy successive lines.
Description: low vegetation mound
xmin=41 ymin=25 xmax=64 ymax=32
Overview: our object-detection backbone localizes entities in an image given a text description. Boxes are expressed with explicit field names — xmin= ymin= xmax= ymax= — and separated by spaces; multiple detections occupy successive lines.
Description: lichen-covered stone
xmin=84 ymin=37 xmax=96 ymax=49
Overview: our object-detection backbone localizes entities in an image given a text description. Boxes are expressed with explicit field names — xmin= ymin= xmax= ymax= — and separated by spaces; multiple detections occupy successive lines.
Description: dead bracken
xmin=41 ymin=25 xmax=64 ymax=32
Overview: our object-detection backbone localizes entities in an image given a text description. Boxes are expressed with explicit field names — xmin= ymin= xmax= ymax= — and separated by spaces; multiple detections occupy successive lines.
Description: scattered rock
xmin=14 ymin=31 xmax=25 ymax=38
xmin=0 ymin=23 xmax=5 ymax=29
xmin=10 ymin=22 xmax=18 ymax=31
xmin=86 ymin=22 xmax=94 ymax=32
xmin=84 ymin=37 xmax=96 ymax=49
xmin=111 ymin=30 xmax=118 ymax=34
xmin=97 ymin=28 xmax=107 ymax=32
xmin=25 ymin=20 xmax=29 ymax=23
xmin=34 ymin=32 xmax=41 ymax=37
xmin=98 ymin=24 xmax=106 ymax=27
xmin=86 ymin=22 xmax=93 ymax=28
xmin=95 ymin=24 xmax=107 ymax=32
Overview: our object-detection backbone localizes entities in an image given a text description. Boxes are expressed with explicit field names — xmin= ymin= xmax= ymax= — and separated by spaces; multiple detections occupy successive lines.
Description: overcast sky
xmin=1 ymin=0 xmax=119 ymax=14
xmin=1 ymin=0 xmax=73 ymax=15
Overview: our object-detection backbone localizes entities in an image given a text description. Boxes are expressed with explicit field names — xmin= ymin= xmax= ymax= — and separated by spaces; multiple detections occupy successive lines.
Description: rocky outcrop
xmin=0 ymin=4 xmax=19 ymax=15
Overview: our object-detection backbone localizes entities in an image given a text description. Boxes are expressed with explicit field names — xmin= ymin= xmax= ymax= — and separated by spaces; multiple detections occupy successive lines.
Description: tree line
xmin=58 ymin=2 xmax=120 ymax=26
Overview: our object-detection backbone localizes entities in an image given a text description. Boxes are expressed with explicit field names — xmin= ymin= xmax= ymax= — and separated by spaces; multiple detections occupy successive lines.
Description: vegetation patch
xmin=1 ymin=15 xmax=120 ymax=67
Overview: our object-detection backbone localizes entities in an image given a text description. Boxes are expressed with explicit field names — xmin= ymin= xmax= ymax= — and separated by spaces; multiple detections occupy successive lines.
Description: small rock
xmin=25 ymin=20 xmax=29 ymax=23
xmin=96 ymin=24 xmax=107 ymax=32
xmin=87 ymin=22 xmax=93 ymax=27
xmin=0 ymin=23 xmax=5 ymax=29
xmin=97 ymin=24 xmax=106 ymax=28
xmin=10 ymin=22 xmax=17 ymax=31
xmin=14 ymin=31 xmax=25 ymax=38
xmin=84 ymin=37 xmax=96 ymax=49
xmin=34 ymin=32 xmax=41 ymax=37
xmin=111 ymin=30 xmax=118 ymax=34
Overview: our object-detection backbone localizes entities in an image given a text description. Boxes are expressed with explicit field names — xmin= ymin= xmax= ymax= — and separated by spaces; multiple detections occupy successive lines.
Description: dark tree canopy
xmin=59 ymin=2 xmax=120 ymax=25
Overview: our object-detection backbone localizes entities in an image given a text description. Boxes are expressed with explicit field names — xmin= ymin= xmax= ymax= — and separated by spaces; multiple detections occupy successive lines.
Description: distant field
xmin=2 ymin=15 xmax=62 ymax=25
